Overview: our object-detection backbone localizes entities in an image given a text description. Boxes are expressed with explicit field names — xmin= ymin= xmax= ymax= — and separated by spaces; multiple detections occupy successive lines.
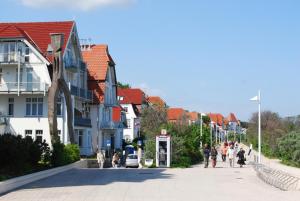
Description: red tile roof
xmin=118 ymin=88 xmax=145 ymax=105
xmin=83 ymin=44 xmax=116 ymax=104
xmin=208 ymin=113 xmax=224 ymax=126
xmin=82 ymin=44 xmax=114 ymax=81
xmin=189 ymin=112 xmax=199 ymax=121
xmin=227 ymin=113 xmax=238 ymax=123
xmin=147 ymin=96 xmax=166 ymax=108
xmin=0 ymin=21 xmax=74 ymax=61
xmin=167 ymin=108 xmax=187 ymax=121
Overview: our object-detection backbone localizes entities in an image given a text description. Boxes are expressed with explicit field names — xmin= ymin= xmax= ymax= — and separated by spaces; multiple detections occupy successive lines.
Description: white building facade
xmin=0 ymin=21 xmax=93 ymax=156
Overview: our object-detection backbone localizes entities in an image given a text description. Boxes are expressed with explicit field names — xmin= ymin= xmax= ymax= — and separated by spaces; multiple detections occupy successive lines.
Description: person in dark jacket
xmin=203 ymin=144 xmax=210 ymax=168
xmin=237 ymin=147 xmax=246 ymax=168
xmin=211 ymin=146 xmax=218 ymax=168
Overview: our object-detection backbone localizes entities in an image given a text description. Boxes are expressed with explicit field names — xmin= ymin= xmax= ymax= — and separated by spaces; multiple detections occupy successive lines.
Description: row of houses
xmin=0 ymin=21 xmax=130 ymax=156
xmin=0 ymin=20 xmax=242 ymax=156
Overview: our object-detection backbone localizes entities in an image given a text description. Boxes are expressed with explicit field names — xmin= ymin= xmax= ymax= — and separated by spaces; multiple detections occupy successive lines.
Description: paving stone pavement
xmin=0 ymin=160 xmax=300 ymax=201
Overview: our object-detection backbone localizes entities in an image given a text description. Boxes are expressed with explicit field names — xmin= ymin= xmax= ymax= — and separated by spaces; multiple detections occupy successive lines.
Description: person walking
xmin=211 ymin=146 xmax=218 ymax=168
xmin=221 ymin=143 xmax=228 ymax=162
xmin=112 ymin=152 xmax=119 ymax=168
xmin=97 ymin=149 xmax=105 ymax=169
xmin=203 ymin=144 xmax=210 ymax=168
xmin=237 ymin=147 xmax=246 ymax=168
xmin=227 ymin=145 xmax=235 ymax=168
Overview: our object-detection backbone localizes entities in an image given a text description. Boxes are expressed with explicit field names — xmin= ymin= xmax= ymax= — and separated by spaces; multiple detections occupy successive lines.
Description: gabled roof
xmin=167 ymin=108 xmax=187 ymax=121
xmin=118 ymin=88 xmax=145 ymax=105
xmin=208 ymin=113 xmax=224 ymax=126
xmin=83 ymin=44 xmax=116 ymax=104
xmin=227 ymin=113 xmax=238 ymax=123
xmin=189 ymin=112 xmax=199 ymax=121
xmin=82 ymin=44 xmax=115 ymax=81
xmin=0 ymin=21 xmax=74 ymax=61
xmin=147 ymin=96 xmax=166 ymax=107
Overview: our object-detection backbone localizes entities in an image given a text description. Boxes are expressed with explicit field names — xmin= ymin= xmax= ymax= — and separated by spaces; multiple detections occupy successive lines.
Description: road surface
xmin=1 ymin=162 xmax=299 ymax=201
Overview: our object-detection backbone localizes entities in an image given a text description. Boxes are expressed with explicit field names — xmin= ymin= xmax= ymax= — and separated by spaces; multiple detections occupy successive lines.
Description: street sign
xmin=161 ymin=129 xmax=167 ymax=135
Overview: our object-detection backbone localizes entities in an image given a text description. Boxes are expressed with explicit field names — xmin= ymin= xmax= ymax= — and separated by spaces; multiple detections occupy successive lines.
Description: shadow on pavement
xmin=19 ymin=168 xmax=172 ymax=190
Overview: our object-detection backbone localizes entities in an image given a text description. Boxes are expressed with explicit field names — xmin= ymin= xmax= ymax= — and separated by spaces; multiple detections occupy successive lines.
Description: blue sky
xmin=1 ymin=0 xmax=300 ymax=121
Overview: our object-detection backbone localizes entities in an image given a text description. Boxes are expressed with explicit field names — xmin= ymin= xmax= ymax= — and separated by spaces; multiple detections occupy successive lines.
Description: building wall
xmin=121 ymin=103 xmax=139 ymax=141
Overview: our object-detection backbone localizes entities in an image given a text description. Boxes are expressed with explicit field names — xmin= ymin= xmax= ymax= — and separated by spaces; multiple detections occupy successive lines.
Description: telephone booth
xmin=156 ymin=130 xmax=171 ymax=167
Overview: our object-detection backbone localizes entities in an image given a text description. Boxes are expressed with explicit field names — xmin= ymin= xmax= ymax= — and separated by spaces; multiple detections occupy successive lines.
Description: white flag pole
xmin=258 ymin=90 xmax=261 ymax=164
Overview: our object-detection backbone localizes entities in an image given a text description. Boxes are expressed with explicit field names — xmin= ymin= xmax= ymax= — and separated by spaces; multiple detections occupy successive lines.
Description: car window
xmin=128 ymin=155 xmax=138 ymax=159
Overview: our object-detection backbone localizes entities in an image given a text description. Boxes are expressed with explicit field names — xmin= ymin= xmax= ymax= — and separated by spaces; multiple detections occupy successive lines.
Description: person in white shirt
xmin=227 ymin=145 xmax=235 ymax=168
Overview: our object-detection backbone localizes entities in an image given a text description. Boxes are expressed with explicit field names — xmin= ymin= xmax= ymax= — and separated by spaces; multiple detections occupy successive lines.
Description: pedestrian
xmin=248 ymin=144 xmax=252 ymax=156
xmin=203 ymin=144 xmax=210 ymax=168
xmin=227 ymin=145 xmax=235 ymax=168
xmin=112 ymin=152 xmax=119 ymax=168
xmin=97 ymin=149 xmax=105 ymax=169
xmin=221 ymin=143 xmax=228 ymax=162
xmin=237 ymin=147 xmax=246 ymax=168
xmin=211 ymin=146 xmax=218 ymax=168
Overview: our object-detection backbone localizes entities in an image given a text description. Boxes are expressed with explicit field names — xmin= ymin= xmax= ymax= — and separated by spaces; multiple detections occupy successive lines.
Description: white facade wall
xmin=121 ymin=103 xmax=139 ymax=142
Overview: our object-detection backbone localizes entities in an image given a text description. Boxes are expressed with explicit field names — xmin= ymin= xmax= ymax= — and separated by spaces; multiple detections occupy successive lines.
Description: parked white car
xmin=125 ymin=154 xmax=139 ymax=168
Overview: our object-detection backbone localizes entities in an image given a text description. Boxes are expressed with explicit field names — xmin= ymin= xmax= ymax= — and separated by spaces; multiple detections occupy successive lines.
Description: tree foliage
xmin=117 ymin=82 xmax=131 ymax=89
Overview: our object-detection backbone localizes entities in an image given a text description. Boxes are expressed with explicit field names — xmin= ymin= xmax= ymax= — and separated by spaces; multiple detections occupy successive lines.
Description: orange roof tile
xmin=83 ymin=44 xmax=116 ymax=104
xmin=208 ymin=113 xmax=224 ymax=126
xmin=167 ymin=108 xmax=187 ymax=121
xmin=118 ymin=88 xmax=146 ymax=105
xmin=148 ymin=96 xmax=166 ymax=107
xmin=0 ymin=21 xmax=74 ymax=61
xmin=227 ymin=113 xmax=238 ymax=123
xmin=189 ymin=112 xmax=199 ymax=121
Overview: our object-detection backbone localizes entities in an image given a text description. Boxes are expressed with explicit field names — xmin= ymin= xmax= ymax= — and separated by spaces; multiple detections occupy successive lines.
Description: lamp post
xmin=210 ymin=121 xmax=215 ymax=148
xmin=250 ymin=90 xmax=261 ymax=164
xmin=200 ymin=113 xmax=207 ymax=148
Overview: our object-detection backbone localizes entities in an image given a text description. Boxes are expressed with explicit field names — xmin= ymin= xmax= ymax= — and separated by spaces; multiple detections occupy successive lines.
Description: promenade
xmin=1 ymin=160 xmax=299 ymax=201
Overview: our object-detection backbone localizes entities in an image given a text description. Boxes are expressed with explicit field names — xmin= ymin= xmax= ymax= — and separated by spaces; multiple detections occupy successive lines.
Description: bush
xmin=51 ymin=142 xmax=80 ymax=167
xmin=277 ymin=131 xmax=300 ymax=167
xmin=0 ymin=134 xmax=45 ymax=178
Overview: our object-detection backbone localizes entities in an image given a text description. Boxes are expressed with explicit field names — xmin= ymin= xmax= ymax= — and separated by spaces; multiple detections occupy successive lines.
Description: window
xmin=58 ymin=130 xmax=62 ymax=141
xmin=78 ymin=131 xmax=83 ymax=147
xmin=127 ymin=119 xmax=131 ymax=129
xmin=57 ymin=97 xmax=62 ymax=116
xmin=26 ymin=97 xmax=43 ymax=116
xmin=0 ymin=68 xmax=2 ymax=84
xmin=15 ymin=68 xmax=23 ymax=84
xmin=25 ymin=46 xmax=30 ymax=62
xmin=8 ymin=98 xmax=14 ymax=116
xmin=25 ymin=130 xmax=32 ymax=138
xmin=35 ymin=130 xmax=43 ymax=142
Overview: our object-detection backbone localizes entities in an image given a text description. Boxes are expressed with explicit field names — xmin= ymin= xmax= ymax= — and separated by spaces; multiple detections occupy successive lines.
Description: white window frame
xmin=8 ymin=98 xmax=14 ymax=116
xmin=35 ymin=130 xmax=43 ymax=142
xmin=25 ymin=130 xmax=32 ymax=138
xmin=25 ymin=97 xmax=43 ymax=116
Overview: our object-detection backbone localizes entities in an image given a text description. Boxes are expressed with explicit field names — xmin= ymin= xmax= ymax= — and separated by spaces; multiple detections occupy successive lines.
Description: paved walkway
xmin=241 ymin=143 xmax=300 ymax=178
xmin=1 ymin=159 xmax=300 ymax=201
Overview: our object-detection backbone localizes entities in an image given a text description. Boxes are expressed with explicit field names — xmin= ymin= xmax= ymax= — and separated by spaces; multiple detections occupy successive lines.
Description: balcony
xmin=0 ymin=82 xmax=48 ymax=95
xmin=70 ymin=84 xmax=93 ymax=102
xmin=0 ymin=53 xmax=25 ymax=65
xmin=100 ymin=121 xmax=116 ymax=130
xmin=64 ymin=59 xmax=86 ymax=72
xmin=74 ymin=117 xmax=92 ymax=128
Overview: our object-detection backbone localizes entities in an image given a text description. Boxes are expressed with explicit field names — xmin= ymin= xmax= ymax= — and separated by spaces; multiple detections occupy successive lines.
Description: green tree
xmin=117 ymin=82 xmax=131 ymax=89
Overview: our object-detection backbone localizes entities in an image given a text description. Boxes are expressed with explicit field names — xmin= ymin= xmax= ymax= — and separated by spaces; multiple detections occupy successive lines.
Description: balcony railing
xmin=0 ymin=82 xmax=48 ymax=94
xmin=0 ymin=53 xmax=25 ymax=64
xmin=74 ymin=117 xmax=92 ymax=127
xmin=100 ymin=121 xmax=116 ymax=130
xmin=70 ymin=84 xmax=93 ymax=101
xmin=64 ymin=59 xmax=87 ymax=72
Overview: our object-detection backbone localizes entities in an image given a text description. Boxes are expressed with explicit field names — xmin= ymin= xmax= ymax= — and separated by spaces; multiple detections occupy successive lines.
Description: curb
xmin=0 ymin=159 xmax=87 ymax=195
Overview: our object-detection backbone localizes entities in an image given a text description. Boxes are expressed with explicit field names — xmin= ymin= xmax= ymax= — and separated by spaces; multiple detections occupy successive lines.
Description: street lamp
xmin=200 ymin=113 xmax=207 ymax=148
xmin=210 ymin=121 xmax=215 ymax=149
xmin=250 ymin=90 xmax=261 ymax=164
